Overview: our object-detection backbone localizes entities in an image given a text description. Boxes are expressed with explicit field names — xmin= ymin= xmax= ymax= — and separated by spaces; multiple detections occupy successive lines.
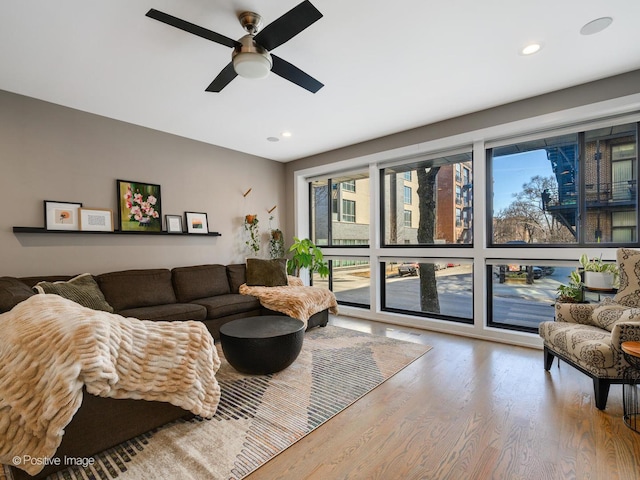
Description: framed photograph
xmin=185 ymin=212 xmax=209 ymax=234
xmin=79 ymin=208 xmax=114 ymax=232
xmin=44 ymin=200 xmax=83 ymax=231
xmin=165 ymin=214 xmax=183 ymax=234
xmin=117 ymin=179 xmax=162 ymax=232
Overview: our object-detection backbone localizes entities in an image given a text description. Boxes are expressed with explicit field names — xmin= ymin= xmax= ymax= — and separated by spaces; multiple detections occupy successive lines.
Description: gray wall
xmin=285 ymin=69 xmax=640 ymax=234
xmin=0 ymin=90 xmax=286 ymax=276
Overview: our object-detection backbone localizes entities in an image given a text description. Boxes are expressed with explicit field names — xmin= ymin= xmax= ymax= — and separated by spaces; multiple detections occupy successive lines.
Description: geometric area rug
xmin=5 ymin=325 xmax=431 ymax=480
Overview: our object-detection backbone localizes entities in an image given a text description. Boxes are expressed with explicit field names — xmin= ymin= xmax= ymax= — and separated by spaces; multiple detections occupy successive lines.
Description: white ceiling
xmin=2 ymin=1 xmax=640 ymax=162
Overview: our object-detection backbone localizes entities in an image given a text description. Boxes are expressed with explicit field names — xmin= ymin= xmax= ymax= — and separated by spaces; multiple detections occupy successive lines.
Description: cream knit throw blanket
xmin=0 ymin=295 xmax=221 ymax=475
xmin=239 ymin=277 xmax=338 ymax=327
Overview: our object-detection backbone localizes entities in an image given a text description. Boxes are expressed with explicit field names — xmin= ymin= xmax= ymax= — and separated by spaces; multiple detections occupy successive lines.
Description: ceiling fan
xmin=146 ymin=1 xmax=324 ymax=93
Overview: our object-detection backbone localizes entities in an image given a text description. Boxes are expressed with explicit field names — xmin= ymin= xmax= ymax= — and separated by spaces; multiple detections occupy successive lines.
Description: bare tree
xmin=494 ymin=175 xmax=573 ymax=244
xmin=417 ymin=166 xmax=440 ymax=312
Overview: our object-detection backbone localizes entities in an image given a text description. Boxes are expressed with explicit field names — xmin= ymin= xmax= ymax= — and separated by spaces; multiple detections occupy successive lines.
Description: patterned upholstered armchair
xmin=539 ymin=248 xmax=640 ymax=410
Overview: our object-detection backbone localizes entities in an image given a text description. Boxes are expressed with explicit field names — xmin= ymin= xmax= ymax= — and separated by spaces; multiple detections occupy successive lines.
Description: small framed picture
xmin=165 ymin=214 xmax=183 ymax=234
xmin=44 ymin=200 xmax=83 ymax=231
xmin=185 ymin=212 xmax=209 ymax=234
xmin=79 ymin=208 xmax=114 ymax=232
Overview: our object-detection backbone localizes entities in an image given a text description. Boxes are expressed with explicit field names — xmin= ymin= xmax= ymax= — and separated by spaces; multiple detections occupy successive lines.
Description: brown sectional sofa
xmin=94 ymin=264 xmax=264 ymax=338
xmin=2 ymin=263 xmax=328 ymax=480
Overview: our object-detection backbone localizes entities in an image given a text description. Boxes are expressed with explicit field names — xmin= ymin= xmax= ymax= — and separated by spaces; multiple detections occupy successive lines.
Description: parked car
xmin=541 ymin=266 xmax=555 ymax=275
xmin=493 ymin=265 xmax=544 ymax=279
xmin=398 ymin=262 xmax=419 ymax=276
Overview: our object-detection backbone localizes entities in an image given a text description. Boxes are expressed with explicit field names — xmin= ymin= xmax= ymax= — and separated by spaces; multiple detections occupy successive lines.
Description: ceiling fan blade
xmin=271 ymin=55 xmax=323 ymax=93
xmin=205 ymin=62 xmax=237 ymax=92
xmin=146 ymin=9 xmax=239 ymax=49
xmin=254 ymin=1 xmax=322 ymax=52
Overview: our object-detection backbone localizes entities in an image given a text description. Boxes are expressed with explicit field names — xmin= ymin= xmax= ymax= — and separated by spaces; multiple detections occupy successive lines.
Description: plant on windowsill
xmin=287 ymin=237 xmax=329 ymax=279
xmin=244 ymin=214 xmax=260 ymax=255
xmin=556 ymin=270 xmax=585 ymax=303
xmin=579 ymin=253 xmax=618 ymax=291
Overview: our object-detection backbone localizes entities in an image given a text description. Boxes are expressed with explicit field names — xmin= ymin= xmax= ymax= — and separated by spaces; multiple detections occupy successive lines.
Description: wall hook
xmin=268 ymin=205 xmax=277 ymax=213
xmin=243 ymin=188 xmax=252 ymax=197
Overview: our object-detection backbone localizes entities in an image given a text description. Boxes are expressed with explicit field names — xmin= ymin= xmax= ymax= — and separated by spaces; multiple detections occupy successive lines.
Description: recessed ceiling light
xmin=266 ymin=136 xmax=279 ymax=142
xmin=520 ymin=43 xmax=542 ymax=56
xmin=580 ymin=17 xmax=613 ymax=36
xmin=281 ymin=131 xmax=292 ymax=138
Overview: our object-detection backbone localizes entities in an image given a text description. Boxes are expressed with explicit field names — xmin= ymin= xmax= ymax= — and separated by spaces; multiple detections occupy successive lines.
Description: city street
xmin=322 ymin=265 xmax=581 ymax=331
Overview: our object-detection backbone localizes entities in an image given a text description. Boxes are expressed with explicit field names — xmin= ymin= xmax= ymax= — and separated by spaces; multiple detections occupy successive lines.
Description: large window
xmin=313 ymin=258 xmax=370 ymax=308
xmin=311 ymin=173 xmax=369 ymax=246
xmin=489 ymin=122 xmax=638 ymax=245
xmin=303 ymin=113 xmax=639 ymax=341
xmin=486 ymin=263 xmax=610 ymax=333
xmin=382 ymin=151 xmax=473 ymax=245
xmin=382 ymin=260 xmax=473 ymax=322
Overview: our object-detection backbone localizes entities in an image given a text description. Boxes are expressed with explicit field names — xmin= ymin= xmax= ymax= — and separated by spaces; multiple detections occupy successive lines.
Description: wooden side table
xmin=621 ymin=341 xmax=640 ymax=433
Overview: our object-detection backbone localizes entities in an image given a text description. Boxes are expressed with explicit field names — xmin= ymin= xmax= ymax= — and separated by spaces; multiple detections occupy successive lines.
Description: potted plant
xmin=556 ymin=270 xmax=585 ymax=303
xmin=268 ymin=228 xmax=285 ymax=259
xmin=579 ymin=254 xmax=618 ymax=290
xmin=287 ymin=237 xmax=329 ymax=278
xmin=244 ymin=214 xmax=260 ymax=255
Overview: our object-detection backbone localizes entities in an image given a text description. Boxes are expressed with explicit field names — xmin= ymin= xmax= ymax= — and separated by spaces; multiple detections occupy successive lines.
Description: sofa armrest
xmin=611 ymin=322 xmax=640 ymax=348
xmin=554 ymin=302 xmax=597 ymax=325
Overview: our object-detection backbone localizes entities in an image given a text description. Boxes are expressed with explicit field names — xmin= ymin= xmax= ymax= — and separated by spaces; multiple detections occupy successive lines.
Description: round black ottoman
xmin=219 ymin=315 xmax=305 ymax=374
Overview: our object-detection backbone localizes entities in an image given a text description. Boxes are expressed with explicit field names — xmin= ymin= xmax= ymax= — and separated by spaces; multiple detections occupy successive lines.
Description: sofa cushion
xmin=33 ymin=273 xmax=114 ymax=312
xmin=18 ymin=275 xmax=75 ymax=287
xmin=226 ymin=264 xmax=247 ymax=294
xmin=539 ymin=321 xmax=616 ymax=370
xmin=246 ymin=258 xmax=288 ymax=287
xmin=118 ymin=303 xmax=207 ymax=321
xmin=614 ymin=248 xmax=640 ymax=307
xmin=192 ymin=294 xmax=261 ymax=319
xmin=97 ymin=269 xmax=176 ymax=312
xmin=592 ymin=297 xmax=640 ymax=332
xmin=172 ymin=264 xmax=230 ymax=303
xmin=0 ymin=277 xmax=35 ymax=313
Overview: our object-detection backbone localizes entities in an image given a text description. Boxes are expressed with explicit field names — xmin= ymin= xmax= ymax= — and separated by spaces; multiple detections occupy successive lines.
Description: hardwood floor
xmin=246 ymin=315 xmax=640 ymax=480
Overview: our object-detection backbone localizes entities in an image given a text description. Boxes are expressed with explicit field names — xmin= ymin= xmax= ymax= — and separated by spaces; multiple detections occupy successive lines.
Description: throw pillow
xmin=34 ymin=273 xmax=114 ymax=312
xmin=592 ymin=297 xmax=640 ymax=332
xmin=614 ymin=248 xmax=640 ymax=307
xmin=0 ymin=277 xmax=36 ymax=313
xmin=246 ymin=258 xmax=288 ymax=287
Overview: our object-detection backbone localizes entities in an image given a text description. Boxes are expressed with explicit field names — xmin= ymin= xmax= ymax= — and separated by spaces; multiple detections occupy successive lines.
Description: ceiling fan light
xmin=233 ymin=52 xmax=272 ymax=79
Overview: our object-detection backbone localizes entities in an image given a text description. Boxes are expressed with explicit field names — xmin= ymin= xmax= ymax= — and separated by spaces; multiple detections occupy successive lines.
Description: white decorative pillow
xmin=614 ymin=248 xmax=640 ymax=307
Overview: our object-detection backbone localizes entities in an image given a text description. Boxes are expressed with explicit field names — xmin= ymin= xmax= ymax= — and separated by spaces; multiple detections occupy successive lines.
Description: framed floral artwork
xmin=185 ymin=212 xmax=209 ymax=234
xmin=44 ymin=200 xmax=83 ymax=231
xmin=117 ymin=180 xmax=162 ymax=232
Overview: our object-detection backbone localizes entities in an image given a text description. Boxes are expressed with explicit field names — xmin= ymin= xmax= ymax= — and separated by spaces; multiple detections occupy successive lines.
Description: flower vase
xmin=139 ymin=217 xmax=151 ymax=227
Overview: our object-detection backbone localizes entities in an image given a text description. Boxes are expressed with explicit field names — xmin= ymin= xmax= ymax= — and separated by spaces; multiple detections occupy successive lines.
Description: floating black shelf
xmin=13 ymin=227 xmax=221 ymax=237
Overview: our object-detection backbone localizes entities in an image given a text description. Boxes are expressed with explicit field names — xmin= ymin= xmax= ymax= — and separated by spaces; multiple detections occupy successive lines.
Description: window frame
xmin=297 ymin=104 xmax=640 ymax=347
xmin=341 ymin=199 xmax=356 ymax=222
xmin=486 ymin=121 xmax=640 ymax=248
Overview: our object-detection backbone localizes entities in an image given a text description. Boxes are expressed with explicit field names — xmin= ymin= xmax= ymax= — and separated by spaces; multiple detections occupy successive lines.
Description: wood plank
xmin=245 ymin=316 xmax=640 ymax=480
